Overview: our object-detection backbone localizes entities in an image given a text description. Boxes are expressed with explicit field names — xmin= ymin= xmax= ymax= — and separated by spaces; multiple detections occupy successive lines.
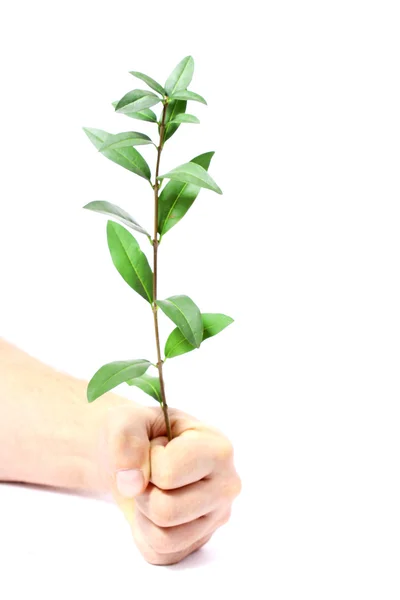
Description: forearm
xmin=0 ymin=339 xmax=108 ymax=491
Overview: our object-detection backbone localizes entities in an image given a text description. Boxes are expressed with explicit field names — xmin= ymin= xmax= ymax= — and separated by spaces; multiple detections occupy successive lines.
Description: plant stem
xmin=152 ymin=101 xmax=172 ymax=441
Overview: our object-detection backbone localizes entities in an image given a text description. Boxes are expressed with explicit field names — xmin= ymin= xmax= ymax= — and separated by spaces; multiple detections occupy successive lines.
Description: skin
xmin=0 ymin=339 xmax=241 ymax=565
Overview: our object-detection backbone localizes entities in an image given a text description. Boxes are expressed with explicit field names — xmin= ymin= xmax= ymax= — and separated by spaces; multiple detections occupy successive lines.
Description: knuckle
xmin=216 ymin=437 xmax=234 ymax=462
xmin=231 ymin=473 xmax=242 ymax=498
xmin=219 ymin=472 xmax=242 ymax=501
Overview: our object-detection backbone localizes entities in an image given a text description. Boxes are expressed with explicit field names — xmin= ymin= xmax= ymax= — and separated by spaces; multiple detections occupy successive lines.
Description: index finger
xmin=150 ymin=429 xmax=233 ymax=490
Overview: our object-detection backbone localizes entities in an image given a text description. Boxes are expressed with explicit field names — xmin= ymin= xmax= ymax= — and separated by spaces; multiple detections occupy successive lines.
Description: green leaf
xmin=128 ymin=374 xmax=162 ymax=403
xmin=165 ymin=313 xmax=234 ymax=358
xmin=158 ymin=151 xmax=214 ymax=236
xmin=83 ymin=201 xmax=150 ymax=237
xmin=165 ymin=56 xmax=194 ymax=96
xmin=157 ymin=295 xmax=203 ymax=348
xmin=159 ymin=162 xmax=222 ymax=194
xmin=115 ymin=89 xmax=161 ymax=114
xmin=130 ymin=71 xmax=166 ymax=96
xmin=169 ymin=90 xmax=207 ymax=105
xmin=87 ymin=359 xmax=151 ymax=402
xmin=169 ymin=113 xmax=200 ymax=125
xmin=107 ymin=221 xmax=153 ymax=302
xmin=201 ymin=313 xmax=234 ymax=340
xmin=163 ymin=99 xmax=187 ymax=142
xmin=112 ymin=102 xmax=157 ymax=123
xmin=83 ymin=128 xmax=151 ymax=180
xmin=99 ymin=131 xmax=153 ymax=151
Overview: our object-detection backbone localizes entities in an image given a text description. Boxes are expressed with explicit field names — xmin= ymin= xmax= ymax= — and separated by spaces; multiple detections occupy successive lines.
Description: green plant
xmin=83 ymin=56 xmax=233 ymax=440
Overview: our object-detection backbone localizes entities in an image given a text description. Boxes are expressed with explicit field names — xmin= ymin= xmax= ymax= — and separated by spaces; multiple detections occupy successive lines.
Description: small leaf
xmin=159 ymin=162 xmax=222 ymax=194
xmin=163 ymin=99 xmax=187 ymax=142
xmin=130 ymin=71 xmax=166 ymax=96
xmin=158 ymin=151 xmax=214 ymax=236
xmin=107 ymin=221 xmax=153 ymax=302
xmin=112 ymin=102 xmax=157 ymax=123
xmin=165 ymin=313 xmax=234 ymax=358
xmin=115 ymin=89 xmax=161 ymax=114
xmin=169 ymin=90 xmax=207 ymax=105
xmin=165 ymin=56 xmax=194 ymax=96
xmin=87 ymin=359 xmax=151 ymax=402
xmin=128 ymin=374 xmax=161 ymax=403
xmin=157 ymin=295 xmax=203 ymax=348
xmin=83 ymin=201 xmax=150 ymax=237
xmin=169 ymin=113 xmax=200 ymax=125
xmin=99 ymin=131 xmax=153 ymax=151
xmin=83 ymin=128 xmax=151 ymax=180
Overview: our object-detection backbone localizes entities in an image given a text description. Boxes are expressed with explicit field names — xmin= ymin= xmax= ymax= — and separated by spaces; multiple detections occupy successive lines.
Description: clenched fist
xmin=92 ymin=400 xmax=242 ymax=565
xmin=0 ymin=340 xmax=241 ymax=566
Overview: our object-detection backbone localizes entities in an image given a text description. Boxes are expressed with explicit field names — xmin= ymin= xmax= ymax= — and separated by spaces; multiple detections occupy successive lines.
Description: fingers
xmin=94 ymin=402 xmax=242 ymax=565
xmin=135 ymin=471 xmax=240 ymax=527
xmin=150 ymin=429 xmax=235 ymax=489
xmin=134 ymin=530 xmax=213 ymax=567
xmin=132 ymin=505 xmax=231 ymax=561
xmin=133 ymin=426 xmax=241 ymax=564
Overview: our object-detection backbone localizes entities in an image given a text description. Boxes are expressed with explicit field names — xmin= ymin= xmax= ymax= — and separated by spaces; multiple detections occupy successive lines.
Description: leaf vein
xmin=117 ymin=234 xmax=152 ymax=302
xmin=98 ymin=362 xmax=147 ymax=389
xmin=161 ymin=184 xmax=188 ymax=233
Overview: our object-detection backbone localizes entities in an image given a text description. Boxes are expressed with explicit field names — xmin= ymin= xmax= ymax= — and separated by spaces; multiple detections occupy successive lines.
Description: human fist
xmin=92 ymin=399 xmax=241 ymax=565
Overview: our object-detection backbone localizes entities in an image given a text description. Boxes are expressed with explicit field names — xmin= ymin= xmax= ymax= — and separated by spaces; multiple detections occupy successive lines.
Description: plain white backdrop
xmin=1 ymin=0 xmax=400 ymax=598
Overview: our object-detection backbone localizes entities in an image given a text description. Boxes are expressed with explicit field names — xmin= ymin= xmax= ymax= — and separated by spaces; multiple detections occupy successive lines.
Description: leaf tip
xmin=114 ymin=97 xmax=126 ymax=112
xmin=106 ymin=219 xmax=116 ymax=235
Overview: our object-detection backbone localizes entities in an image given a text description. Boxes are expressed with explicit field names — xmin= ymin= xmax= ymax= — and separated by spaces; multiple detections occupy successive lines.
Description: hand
xmin=90 ymin=399 xmax=241 ymax=565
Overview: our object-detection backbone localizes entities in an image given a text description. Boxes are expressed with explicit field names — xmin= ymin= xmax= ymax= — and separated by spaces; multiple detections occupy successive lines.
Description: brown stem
xmin=152 ymin=101 xmax=172 ymax=441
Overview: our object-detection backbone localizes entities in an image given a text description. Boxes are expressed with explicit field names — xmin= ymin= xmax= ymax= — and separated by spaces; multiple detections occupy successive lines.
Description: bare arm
xmin=0 ymin=338 xmax=104 ymax=490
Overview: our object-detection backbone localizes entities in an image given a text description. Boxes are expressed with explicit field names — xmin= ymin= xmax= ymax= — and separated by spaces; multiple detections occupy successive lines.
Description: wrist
xmin=0 ymin=375 xmax=134 ymax=493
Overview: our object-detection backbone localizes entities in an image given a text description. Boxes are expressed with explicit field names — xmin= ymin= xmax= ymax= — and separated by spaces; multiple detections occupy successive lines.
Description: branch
xmin=152 ymin=101 xmax=172 ymax=441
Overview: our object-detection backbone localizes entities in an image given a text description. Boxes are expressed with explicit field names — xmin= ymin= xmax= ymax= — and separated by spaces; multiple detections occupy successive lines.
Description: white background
xmin=0 ymin=0 xmax=400 ymax=598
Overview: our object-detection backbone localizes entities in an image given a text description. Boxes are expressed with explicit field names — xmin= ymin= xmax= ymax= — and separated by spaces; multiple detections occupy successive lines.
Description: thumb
xmin=104 ymin=405 xmax=151 ymax=499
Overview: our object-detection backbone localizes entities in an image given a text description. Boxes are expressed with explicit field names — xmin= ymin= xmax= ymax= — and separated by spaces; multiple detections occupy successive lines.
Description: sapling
xmin=83 ymin=56 xmax=233 ymax=440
